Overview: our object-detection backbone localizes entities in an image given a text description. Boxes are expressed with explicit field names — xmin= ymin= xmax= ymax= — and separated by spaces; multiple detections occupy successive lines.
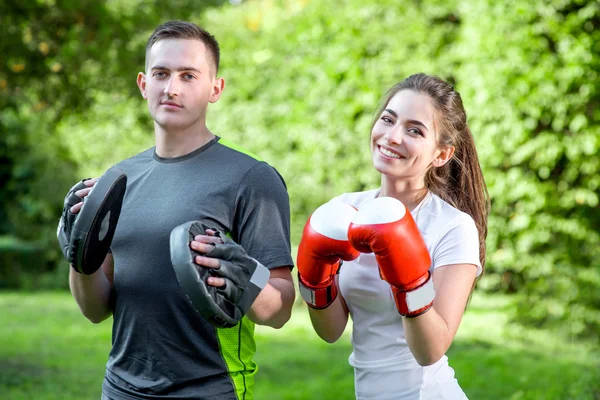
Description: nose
xmin=164 ymin=77 xmax=180 ymax=96
xmin=383 ymin=125 xmax=403 ymax=145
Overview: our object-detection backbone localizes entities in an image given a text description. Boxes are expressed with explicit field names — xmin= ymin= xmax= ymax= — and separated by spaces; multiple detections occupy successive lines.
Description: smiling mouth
xmin=379 ymin=146 xmax=403 ymax=159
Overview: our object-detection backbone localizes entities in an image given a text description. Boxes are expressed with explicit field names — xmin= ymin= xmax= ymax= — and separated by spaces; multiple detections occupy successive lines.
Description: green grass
xmin=0 ymin=291 xmax=598 ymax=399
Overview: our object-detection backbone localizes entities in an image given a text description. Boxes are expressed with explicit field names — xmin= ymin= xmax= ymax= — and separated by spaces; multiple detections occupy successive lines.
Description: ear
xmin=432 ymin=146 xmax=455 ymax=168
xmin=209 ymin=77 xmax=225 ymax=103
xmin=137 ymin=72 xmax=147 ymax=99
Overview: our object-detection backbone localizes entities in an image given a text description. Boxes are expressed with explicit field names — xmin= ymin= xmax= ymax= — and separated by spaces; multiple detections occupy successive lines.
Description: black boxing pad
xmin=69 ymin=167 xmax=127 ymax=275
xmin=170 ymin=221 xmax=270 ymax=328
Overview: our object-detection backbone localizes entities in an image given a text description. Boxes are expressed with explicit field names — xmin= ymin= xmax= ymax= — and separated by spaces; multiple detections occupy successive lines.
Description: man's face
xmin=137 ymin=38 xmax=223 ymax=132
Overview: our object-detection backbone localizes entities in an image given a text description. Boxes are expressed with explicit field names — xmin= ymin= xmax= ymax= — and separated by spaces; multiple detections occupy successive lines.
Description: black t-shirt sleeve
xmin=233 ymin=162 xmax=294 ymax=270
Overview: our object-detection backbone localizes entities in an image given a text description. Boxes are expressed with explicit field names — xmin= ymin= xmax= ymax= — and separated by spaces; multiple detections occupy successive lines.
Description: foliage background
xmin=0 ymin=0 xmax=598 ymax=391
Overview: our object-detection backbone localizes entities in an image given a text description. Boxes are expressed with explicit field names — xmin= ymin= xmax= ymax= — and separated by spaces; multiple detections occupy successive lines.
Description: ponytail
xmin=375 ymin=73 xmax=490 ymax=272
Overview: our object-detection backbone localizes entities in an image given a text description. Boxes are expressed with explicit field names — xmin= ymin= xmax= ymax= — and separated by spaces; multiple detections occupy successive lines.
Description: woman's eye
xmin=381 ymin=116 xmax=393 ymax=124
xmin=408 ymin=128 xmax=423 ymax=136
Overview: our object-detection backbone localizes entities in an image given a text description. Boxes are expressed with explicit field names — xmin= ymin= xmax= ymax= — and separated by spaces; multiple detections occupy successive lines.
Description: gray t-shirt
xmin=101 ymin=137 xmax=293 ymax=399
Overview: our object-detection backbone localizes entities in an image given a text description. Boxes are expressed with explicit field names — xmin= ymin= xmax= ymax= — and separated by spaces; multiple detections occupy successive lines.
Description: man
xmin=67 ymin=21 xmax=295 ymax=399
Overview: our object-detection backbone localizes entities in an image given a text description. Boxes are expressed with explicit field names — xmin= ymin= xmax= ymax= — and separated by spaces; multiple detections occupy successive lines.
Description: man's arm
xmin=69 ymin=253 xmax=114 ymax=324
xmin=246 ymin=266 xmax=295 ymax=329
xmin=62 ymin=179 xmax=114 ymax=323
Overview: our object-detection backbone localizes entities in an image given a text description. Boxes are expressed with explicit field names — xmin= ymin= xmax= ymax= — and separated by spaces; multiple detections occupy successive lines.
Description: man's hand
xmin=189 ymin=228 xmax=227 ymax=287
xmin=57 ymin=178 xmax=97 ymax=261
xmin=170 ymin=221 xmax=270 ymax=328
xmin=58 ymin=167 xmax=127 ymax=275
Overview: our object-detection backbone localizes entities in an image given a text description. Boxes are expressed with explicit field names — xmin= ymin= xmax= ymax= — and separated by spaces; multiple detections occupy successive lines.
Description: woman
xmin=297 ymin=73 xmax=490 ymax=399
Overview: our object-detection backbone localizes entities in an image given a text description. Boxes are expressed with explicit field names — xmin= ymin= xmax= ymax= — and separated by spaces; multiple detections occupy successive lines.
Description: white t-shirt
xmin=334 ymin=189 xmax=481 ymax=400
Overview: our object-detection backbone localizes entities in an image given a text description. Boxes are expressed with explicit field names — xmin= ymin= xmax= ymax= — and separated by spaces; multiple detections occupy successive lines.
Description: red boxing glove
xmin=348 ymin=197 xmax=434 ymax=317
xmin=297 ymin=201 xmax=360 ymax=309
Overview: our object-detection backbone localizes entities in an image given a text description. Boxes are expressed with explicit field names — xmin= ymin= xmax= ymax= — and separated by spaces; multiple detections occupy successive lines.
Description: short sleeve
xmin=233 ymin=162 xmax=294 ymax=270
xmin=432 ymin=214 xmax=482 ymax=277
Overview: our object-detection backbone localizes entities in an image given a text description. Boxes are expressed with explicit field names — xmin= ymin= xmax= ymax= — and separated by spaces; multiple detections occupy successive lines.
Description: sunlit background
xmin=1 ymin=0 xmax=598 ymax=399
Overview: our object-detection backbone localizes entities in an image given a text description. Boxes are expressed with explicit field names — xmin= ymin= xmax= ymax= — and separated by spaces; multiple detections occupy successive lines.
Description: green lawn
xmin=0 ymin=291 xmax=598 ymax=399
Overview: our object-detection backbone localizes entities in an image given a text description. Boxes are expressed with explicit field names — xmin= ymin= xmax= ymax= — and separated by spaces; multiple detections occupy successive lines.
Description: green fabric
xmin=217 ymin=317 xmax=258 ymax=400
xmin=219 ymin=138 xmax=263 ymax=161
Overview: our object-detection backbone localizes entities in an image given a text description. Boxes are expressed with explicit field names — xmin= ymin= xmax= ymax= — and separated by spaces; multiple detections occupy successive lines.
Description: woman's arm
xmin=307 ymin=276 xmax=350 ymax=343
xmin=402 ymin=263 xmax=477 ymax=366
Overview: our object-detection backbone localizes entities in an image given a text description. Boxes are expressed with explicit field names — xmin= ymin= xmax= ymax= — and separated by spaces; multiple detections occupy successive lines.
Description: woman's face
xmin=371 ymin=90 xmax=447 ymax=183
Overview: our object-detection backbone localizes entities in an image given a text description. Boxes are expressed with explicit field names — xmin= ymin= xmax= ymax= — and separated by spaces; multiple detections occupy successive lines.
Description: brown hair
xmin=373 ymin=73 xmax=490 ymax=272
xmin=145 ymin=20 xmax=220 ymax=74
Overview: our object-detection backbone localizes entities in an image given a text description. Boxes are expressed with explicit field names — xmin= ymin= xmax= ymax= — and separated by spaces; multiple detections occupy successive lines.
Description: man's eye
xmin=154 ymin=72 xmax=166 ymax=78
xmin=183 ymin=74 xmax=195 ymax=80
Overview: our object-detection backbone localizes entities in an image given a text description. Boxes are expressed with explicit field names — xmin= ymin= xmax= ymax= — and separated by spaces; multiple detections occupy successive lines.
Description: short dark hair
xmin=145 ymin=20 xmax=220 ymax=74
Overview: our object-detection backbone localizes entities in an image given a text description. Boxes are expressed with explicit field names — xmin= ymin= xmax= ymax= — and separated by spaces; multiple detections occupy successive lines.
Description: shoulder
xmin=418 ymin=193 xmax=477 ymax=235
xmin=240 ymin=162 xmax=288 ymax=195
xmin=209 ymin=138 xmax=286 ymax=186
xmin=419 ymin=193 xmax=481 ymax=274
xmin=213 ymin=137 xmax=264 ymax=168
xmin=332 ymin=189 xmax=379 ymax=209
xmin=211 ymin=139 xmax=288 ymax=195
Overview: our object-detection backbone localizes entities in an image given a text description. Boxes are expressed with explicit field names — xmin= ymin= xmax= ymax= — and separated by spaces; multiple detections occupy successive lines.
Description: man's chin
xmin=155 ymin=118 xmax=193 ymax=132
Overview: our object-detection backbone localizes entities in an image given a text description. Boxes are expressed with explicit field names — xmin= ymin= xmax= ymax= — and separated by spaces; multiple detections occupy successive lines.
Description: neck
xmin=378 ymin=177 xmax=429 ymax=211
xmin=154 ymin=122 xmax=214 ymax=158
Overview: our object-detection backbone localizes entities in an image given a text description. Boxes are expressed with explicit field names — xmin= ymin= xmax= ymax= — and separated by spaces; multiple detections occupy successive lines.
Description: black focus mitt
xmin=57 ymin=167 xmax=127 ymax=275
xmin=170 ymin=221 xmax=270 ymax=328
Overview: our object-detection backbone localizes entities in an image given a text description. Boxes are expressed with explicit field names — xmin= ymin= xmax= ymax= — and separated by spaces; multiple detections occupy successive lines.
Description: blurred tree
xmin=1 ymin=0 xmax=598 ymax=337
xmin=0 ymin=0 xmax=226 ymax=288
xmin=453 ymin=0 xmax=600 ymax=337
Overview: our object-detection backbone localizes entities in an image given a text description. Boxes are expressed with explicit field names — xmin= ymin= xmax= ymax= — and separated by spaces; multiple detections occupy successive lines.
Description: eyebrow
xmin=383 ymin=108 xmax=429 ymax=132
xmin=151 ymin=65 xmax=202 ymax=73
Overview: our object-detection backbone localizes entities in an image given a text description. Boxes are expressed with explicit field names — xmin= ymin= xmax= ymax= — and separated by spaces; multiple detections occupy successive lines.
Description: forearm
xmin=402 ymin=307 xmax=453 ymax=366
xmin=307 ymin=295 xmax=348 ymax=343
xmin=69 ymin=267 xmax=112 ymax=324
xmin=248 ymin=276 xmax=295 ymax=329
xmin=402 ymin=264 xmax=477 ymax=366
